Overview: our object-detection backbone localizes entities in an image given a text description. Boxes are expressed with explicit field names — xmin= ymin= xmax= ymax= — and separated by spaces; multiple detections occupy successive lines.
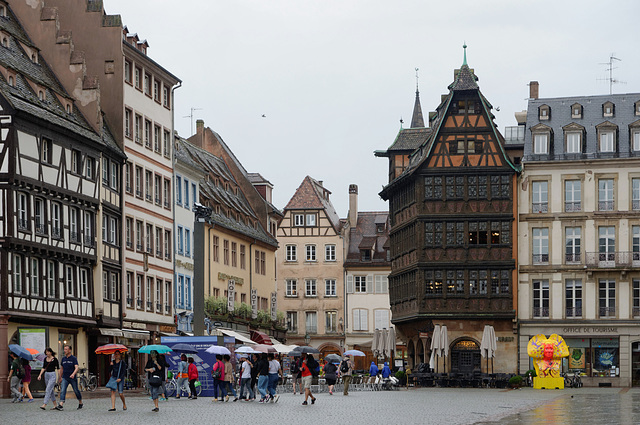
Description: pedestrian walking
xmin=211 ymin=354 xmax=226 ymax=402
xmin=21 ymin=358 xmax=34 ymax=402
xmin=300 ymin=354 xmax=316 ymax=406
xmin=339 ymin=355 xmax=354 ymax=395
xmin=291 ymin=355 xmax=302 ymax=395
xmin=56 ymin=345 xmax=83 ymax=410
xmin=7 ymin=351 xmax=23 ymax=402
xmin=37 ymin=348 xmax=59 ymax=409
xmin=255 ymin=353 xmax=270 ymax=403
xmin=187 ymin=357 xmax=198 ymax=400
xmin=158 ymin=354 xmax=168 ymax=401
xmin=369 ymin=361 xmax=379 ymax=377
xmin=108 ymin=351 xmax=127 ymax=411
xmin=223 ymin=354 xmax=238 ymax=402
xmin=238 ymin=355 xmax=254 ymax=401
xmin=324 ymin=359 xmax=338 ymax=395
xmin=145 ymin=350 xmax=166 ymax=412
xmin=267 ymin=353 xmax=282 ymax=403
xmin=381 ymin=361 xmax=391 ymax=378
xmin=176 ymin=354 xmax=188 ymax=399
xmin=250 ymin=353 xmax=259 ymax=399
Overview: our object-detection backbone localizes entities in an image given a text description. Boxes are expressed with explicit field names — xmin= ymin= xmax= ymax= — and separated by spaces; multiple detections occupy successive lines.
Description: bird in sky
xmin=261 ymin=114 xmax=266 ymax=118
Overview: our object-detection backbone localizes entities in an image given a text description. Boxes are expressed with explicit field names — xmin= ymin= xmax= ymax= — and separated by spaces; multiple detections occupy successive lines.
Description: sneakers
xmin=27 ymin=399 xmax=34 ymax=403
xmin=274 ymin=395 xmax=280 ymax=403
xmin=329 ymin=391 xmax=333 ymax=395
xmin=77 ymin=404 xmax=83 ymax=410
xmin=152 ymin=407 xmax=159 ymax=412
xmin=233 ymin=398 xmax=238 ymax=402
xmin=302 ymin=401 xmax=308 ymax=405
xmin=258 ymin=398 xmax=265 ymax=403
xmin=224 ymin=395 xmax=229 ymax=402
xmin=54 ymin=405 xmax=63 ymax=411
xmin=311 ymin=397 xmax=316 ymax=405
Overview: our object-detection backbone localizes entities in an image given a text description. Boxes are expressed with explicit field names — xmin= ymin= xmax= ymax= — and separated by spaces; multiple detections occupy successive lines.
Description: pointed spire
xmin=462 ymin=42 xmax=468 ymax=66
xmin=411 ymin=68 xmax=425 ymax=128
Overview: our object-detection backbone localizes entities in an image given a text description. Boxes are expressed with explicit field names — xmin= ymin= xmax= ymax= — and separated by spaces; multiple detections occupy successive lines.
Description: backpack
xmin=211 ymin=361 xmax=222 ymax=379
xmin=340 ymin=361 xmax=350 ymax=374
xmin=16 ymin=363 xmax=26 ymax=379
xmin=308 ymin=358 xmax=319 ymax=378
xmin=290 ymin=358 xmax=300 ymax=374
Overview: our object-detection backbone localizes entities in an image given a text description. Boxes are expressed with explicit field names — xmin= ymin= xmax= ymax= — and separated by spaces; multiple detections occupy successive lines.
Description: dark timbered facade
xmin=379 ymin=57 xmax=520 ymax=373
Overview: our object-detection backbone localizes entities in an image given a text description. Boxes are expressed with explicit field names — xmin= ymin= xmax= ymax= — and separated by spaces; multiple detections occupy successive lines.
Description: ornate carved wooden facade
xmin=379 ymin=59 xmax=520 ymax=372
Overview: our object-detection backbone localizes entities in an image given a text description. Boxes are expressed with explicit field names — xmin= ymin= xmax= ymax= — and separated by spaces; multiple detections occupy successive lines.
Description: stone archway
xmin=450 ymin=338 xmax=481 ymax=374
xmin=416 ymin=338 xmax=425 ymax=366
xmin=407 ymin=339 xmax=415 ymax=369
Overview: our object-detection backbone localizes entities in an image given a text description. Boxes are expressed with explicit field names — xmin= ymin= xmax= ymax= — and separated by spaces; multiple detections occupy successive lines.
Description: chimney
xmin=529 ymin=81 xmax=539 ymax=100
xmin=348 ymin=184 xmax=358 ymax=226
xmin=196 ymin=119 xmax=204 ymax=135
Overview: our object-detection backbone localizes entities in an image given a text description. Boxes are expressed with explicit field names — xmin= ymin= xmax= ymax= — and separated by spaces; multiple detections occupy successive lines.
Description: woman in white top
xmin=266 ymin=353 xmax=282 ymax=403
xmin=239 ymin=356 xmax=254 ymax=401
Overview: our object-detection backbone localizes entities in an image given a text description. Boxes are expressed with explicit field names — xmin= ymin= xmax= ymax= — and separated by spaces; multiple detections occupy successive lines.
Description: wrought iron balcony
xmin=532 ymin=203 xmax=548 ymax=213
xmin=84 ymin=235 xmax=95 ymax=247
xmin=305 ymin=326 xmax=318 ymax=334
xmin=156 ymin=249 xmax=162 ymax=257
xmin=532 ymin=254 xmax=549 ymax=264
xmin=126 ymin=184 xmax=132 ymax=193
xmin=135 ymin=189 xmax=142 ymax=198
xmin=164 ymin=201 xmax=170 ymax=209
xmin=155 ymin=197 xmax=161 ymax=205
xmin=52 ymin=227 xmax=61 ymax=239
xmin=146 ymin=301 xmax=152 ymax=310
xmin=634 ymin=307 xmax=640 ymax=318
xmin=633 ymin=200 xmax=640 ymax=211
xmin=165 ymin=304 xmax=171 ymax=313
xmin=599 ymin=306 xmax=616 ymax=318
xmin=165 ymin=252 xmax=171 ymax=260
xmin=126 ymin=241 xmax=133 ymax=249
xmin=586 ymin=252 xmax=637 ymax=268
xmin=565 ymin=307 xmax=582 ymax=318
xmin=145 ymin=193 xmax=152 ymax=202
xmin=18 ymin=219 xmax=29 ymax=231
xmin=136 ymin=243 xmax=143 ymax=251
xmin=126 ymin=297 xmax=133 ymax=307
xmin=136 ymin=298 xmax=142 ymax=308
xmin=565 ymin=253 xmax=581 ymax=263
xmin=70 ymin=232 xmax=81 ymax=244
xmin=564 ymin=202 xmax=581 ymax=212
xmin=598 ymin=201 xmax=614 ymax=211
xmin=35 ymin=223 xmax=47 ymax=235
xmin=156 ymin=302 xmax=162 ymax=312
xmin=532 ymin=307 xmax=549 ymax=318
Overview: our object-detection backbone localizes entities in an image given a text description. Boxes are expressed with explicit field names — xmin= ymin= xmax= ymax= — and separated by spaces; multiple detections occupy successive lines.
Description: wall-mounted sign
xmin=251 ymin=289 xmax=258 ymax=319
xmin=228 ymin=280 xmax=235 ymax=312
xmin=270 ymin=292 xmax=277 ymax=321
xmin=218 ymin=272 xmax=244 ymax=285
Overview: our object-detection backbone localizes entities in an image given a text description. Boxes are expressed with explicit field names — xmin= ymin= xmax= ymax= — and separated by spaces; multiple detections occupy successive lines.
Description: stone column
xmin=0 ymin=315 xmax=9 ymax=398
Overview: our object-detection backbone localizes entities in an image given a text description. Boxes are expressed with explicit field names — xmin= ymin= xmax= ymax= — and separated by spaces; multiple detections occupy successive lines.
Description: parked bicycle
xmin=165 ymin=370 xmax=201 ymax=397
xmin=561 ymin=372 xmax=583 ymax=388
xmin=77 ymin=366 xmax=97 ymax=392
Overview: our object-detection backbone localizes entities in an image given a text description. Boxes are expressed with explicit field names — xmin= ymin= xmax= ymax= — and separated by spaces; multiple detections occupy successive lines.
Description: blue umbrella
xmin=170 ymin=343 xmax=198 ymax=354
xmin=343 ymin=349 xmax=366 ymax=357
xmin=9 ymin=344 xmax=33 ymax=360
xmin=139 ymin=344 xmax=172 ymax=354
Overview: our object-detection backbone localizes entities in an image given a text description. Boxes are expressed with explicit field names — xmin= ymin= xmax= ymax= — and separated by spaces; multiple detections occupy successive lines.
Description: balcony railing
xmin=165 ymin=252 xmax=171 ymax=260
xmin=633 ymin=307 xmax=640 ymax=317
xmin=532 ymin=307 xmax=549 ymax=318
xmin=136 ymin=243 xmax=143 ymax=251
xmin=70 ymin=232 xmax=81 ymax=244
xmin=633 ymin=200 xmax=640 ymax=211
xmin=52 ymin=227 xmax=61 ymax=239
xmin=35 ymin=223 xmax=47 ymax=235
xmin=136 ymin=298 xmax=142 ymax=308
xmin=164 ymin=201 xmax=170 ymax=209
xmin=146 ymin=301 xmax=152 ymax=310
xmin=145 ymin=194 xmax=152 ymax=202
xmin=565 ymin=253 xmax=581 ymax=263
xmin=155 ymin=197 xmax=161 ymax=205
xmin=532 ymin=254 xmax=549 ymax=264
xmin=156 ymin=302 xmax=162 ymax=312
xmin=85 ymin=235 xmax=95 ymax=247
xmin=566 ymin=307 xmax=582 ymax=318
xmin=147 ymin=246 xmax=153 ymax=254
xmin=305 ymin=326 xmax=318 ymax=334
xmin=565 ymin=202 xmax=581 ymax=212
xmin=586 ymin=252 xmax=638 ymax=268
xmin=126 ymin=241 xmax=133 ymax=249
xmin=135 ymin=189 xmax=142 ymax=198
xmin=18 ymin=219 xmax=29 ymax=231
xmin=598 ymin=201 xmax=614 ymax=211
xmin=599 ymin=306 xmax=616 ymax=318
xmin=532 ymin=203 xmax=548 ymax=213
xmin=126 ymin=297 xmax=133 ymax=307
xmin=165 ymin=304 xmax=171 ymax=314
xmin=156 ymin=249 xmax=162 ymax=257
xmin=126 ymin=184 xmax=132 ymax=193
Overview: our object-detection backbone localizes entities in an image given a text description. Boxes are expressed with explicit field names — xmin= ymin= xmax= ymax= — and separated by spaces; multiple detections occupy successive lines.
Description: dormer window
xmin=2 ymin=37 xmax=7 ymax=48
xmin=596 ymin=122 xmax=618 ymax=153
xmin=635 ymin=101 xmax=640 ymax=116
xmin=630 ymin=120 xmax=640 ymax=152
xmin=66 ymin=104 xmax=71 ymax=113
xmin=530 ymin=124 xmax=552 ymax=155
xmin=563 ymin=123 xmax=585 ymax=154
xmin=8 ymin=75 xmax=13 ymax=86
xmin=603 ymin=101 xmax=615 ymax=118
xmin=361 ymin=250 xmax=372 ymax=261
xmin=538 ymin=105 xmax=550 ymax=120
xmin=31 ymin=53 xmax=38 ymax=64
xmin=38 ymin=90 xmax=44 ymax=101
xmin=0 ymin=5 xmax=6 ymax=17
xmin=571 ymin=103 xmax=582 ymax=119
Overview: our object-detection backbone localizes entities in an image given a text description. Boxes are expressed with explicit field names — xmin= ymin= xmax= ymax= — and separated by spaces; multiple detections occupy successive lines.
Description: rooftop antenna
xmin=598 ymin=54 xmax=626 ymax=95
xmin=183 ymin=107 xmax=203 ymax=136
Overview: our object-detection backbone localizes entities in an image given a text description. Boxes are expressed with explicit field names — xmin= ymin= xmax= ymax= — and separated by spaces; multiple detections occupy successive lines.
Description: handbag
xmin=148 ymin=375 xmax=162 ymax=387
xmin=106 ymin=361 xmax=123 ymax=390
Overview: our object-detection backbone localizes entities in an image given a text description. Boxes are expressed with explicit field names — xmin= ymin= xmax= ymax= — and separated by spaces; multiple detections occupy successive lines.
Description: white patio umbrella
xmin=480 ymin=325 xmax=497 ymax=373
xmin=372 ymin=329 xmax=381 ymax=357
xmin=439 ymin=325 xmax=449 ymax=373
xmin=379 ymin=329 xmax=388 ymax=359
xmin=386 ymin=327 xmax=396 ymax=359
xmin=429 ymin=325 xmax=441 ymax=372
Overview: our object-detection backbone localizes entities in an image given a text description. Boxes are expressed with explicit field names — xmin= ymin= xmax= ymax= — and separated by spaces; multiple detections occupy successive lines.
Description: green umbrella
xmin=139 ymin=344 xmax=172 ymax=354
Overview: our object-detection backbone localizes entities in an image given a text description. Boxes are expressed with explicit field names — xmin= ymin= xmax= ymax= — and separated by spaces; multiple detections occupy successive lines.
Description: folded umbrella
xmin=139 ymin=344 xmax=172 ymax=354
xmin=8 ymin=344 xmax=33 ymax=361
xmin=170 ymin=343 xmax=198 ymax=354
xmin=95 ymin=344 xmax=128 ymax=355
xmin=205 ymin=345 xmax=231 ymax=355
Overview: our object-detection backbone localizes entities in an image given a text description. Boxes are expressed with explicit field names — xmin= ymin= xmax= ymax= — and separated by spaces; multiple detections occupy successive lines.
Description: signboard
xmin=19 ymin=327 xmax=47 ymax=370
xmin=568 ymin=347 xmax=586 ymax=370
xmin=227 ymin=280 xmax=235 ymax=312
xmin=251 ymin=289 xmax=258 ymax=319
xmin=270 ymin=292 xmax=277 ymax=321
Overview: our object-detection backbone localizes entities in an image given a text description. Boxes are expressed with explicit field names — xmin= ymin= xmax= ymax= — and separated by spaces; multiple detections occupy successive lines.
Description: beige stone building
xmin=277 ymin=177 xmax=345 ymax=356
xmin=518 ymin=84 xmax=640 ymax=386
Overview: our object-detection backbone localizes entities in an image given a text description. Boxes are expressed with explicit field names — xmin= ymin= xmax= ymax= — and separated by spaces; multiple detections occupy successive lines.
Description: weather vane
xmin=415 ymin=67 xmax=419 ymax=91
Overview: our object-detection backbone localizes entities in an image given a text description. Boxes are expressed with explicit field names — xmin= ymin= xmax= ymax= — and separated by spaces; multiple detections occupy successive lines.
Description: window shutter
xmin=361 ymin=309 xmax=368 ymax=331
xmin=375 ymin=275 xmax=383 ymax=293
xmin=346 ymin=275 xmax=353 ymax=294
xmin=366 ymin=275 xmax=373 ymax=293
xmin=352 ymin=309 xmax=360 ymax=331
xmin=383 ymin=276 xmax=389 ymax=294
xmin=374 ymin=309 xmax=389 ymax=330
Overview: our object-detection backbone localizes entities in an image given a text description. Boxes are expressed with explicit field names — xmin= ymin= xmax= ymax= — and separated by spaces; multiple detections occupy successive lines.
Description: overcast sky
xmin=106 ymin=0 xmax=639 ymax=216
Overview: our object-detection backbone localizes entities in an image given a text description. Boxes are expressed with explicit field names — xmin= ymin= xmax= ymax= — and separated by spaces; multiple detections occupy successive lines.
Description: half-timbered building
xmin=277 ymin=176 xmax=345 ymax=356
xmin=0 ymin=4 xmax=123 ymax=396
xmin=379 ymin=51 xmax=520 ymax=373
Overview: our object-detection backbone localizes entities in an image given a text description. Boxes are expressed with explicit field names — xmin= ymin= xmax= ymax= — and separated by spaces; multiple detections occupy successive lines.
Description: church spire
xmin=462 ymin=42 xmax=468 ymax=66
xmin=410 ymin=68 xmax=425 ymax=128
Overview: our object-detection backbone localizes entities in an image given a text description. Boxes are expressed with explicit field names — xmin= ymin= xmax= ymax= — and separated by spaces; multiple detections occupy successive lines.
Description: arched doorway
xmin=407 ymin=340 xmax=415 ymax=369
xmin=450 ymin=339 xmax=481 ymax=374
xmin=633 ymin=342 xmax=640 ymax=386
xmin=416 ymin=339 xmax=425 ymax=366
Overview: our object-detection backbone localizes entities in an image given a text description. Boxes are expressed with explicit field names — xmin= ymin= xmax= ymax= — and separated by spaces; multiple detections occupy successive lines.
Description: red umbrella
xmin=253 ymin=344 xmax=277 ymax=354
xmin=95 ymin=344 xmax=128 ymax=355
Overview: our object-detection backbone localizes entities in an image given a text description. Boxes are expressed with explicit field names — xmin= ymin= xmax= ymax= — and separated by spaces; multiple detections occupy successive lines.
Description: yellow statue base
xmin=533 ymin=377 xmax=564 ymax=390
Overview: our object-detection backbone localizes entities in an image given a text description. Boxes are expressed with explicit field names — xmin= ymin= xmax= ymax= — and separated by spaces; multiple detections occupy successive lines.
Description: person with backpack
xmin=211 ymin=354 xmax=226 ymax=402
xmin=324 ymin=359 xmax=338 ymax=395
xmin=339 ymin=355 xmax=354 ymax=395
xmin=144 ymin=350 xmax=165 ymax=412
xmin=300 ymin=354 xmax=316 ymax=406
xmin=290 ymin=355 xmax=302 ymax=395
xmin=57 ymin=344 xmax=83 ymax=410
xmin=7 ymin=351 xmax=23 ymax=402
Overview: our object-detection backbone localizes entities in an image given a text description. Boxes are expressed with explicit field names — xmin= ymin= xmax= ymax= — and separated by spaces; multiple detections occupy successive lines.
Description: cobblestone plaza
xmin=1 ymin=387 xmax=638 ymax=425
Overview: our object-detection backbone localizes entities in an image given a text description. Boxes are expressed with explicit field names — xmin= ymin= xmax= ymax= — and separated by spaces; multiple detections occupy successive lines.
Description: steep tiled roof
xmin=524 ymin=92 xmax=640 ymax=161
xmin=410 ymin=90 xmax=425 ymax=128
xmin=247 ymin=172 xmax=272 ymax=186
xmin=284 ymin=176 xmax=341 ymax=231
xmin=177 ymin=138 xmax=277 ymax=247
xmin=448 ymin=65 xmax=479 ymax=91
xmin=386 ymin=127 xmax=431 ymax=151
xmin=344 ymin=211 xmax=390 ymax=266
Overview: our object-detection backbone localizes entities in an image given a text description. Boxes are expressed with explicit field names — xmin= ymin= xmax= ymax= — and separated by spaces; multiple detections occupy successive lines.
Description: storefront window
xmin=562 ymin=337 xmax=619 ymax=377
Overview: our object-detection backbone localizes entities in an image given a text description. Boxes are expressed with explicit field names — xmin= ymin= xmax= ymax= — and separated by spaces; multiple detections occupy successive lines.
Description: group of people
xmin=7 ymin=350 xmax=33 ymax=403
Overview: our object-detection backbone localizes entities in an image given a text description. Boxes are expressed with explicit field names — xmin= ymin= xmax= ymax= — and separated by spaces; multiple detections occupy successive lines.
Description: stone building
xmin=379 ymin=52 xmax=519 ymax=373
xmin=517 ymin=82 xmax=640 ymax=386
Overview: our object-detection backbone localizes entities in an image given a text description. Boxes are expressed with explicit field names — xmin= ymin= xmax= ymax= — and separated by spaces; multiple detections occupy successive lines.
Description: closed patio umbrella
xmin=386 ymin=327 xmax=396 ymax=359
xmin=429 ymin=325 xmax=441 ymax=372
xmin=440 ymin=326 xmax=449 ymax=373
xmin=480 ymin=325 xmax=497 ymax=373
xmin=372 ymin=329 xmax=381 ymax=357
xmin=378 ymin=329 xmax=388 ymax=359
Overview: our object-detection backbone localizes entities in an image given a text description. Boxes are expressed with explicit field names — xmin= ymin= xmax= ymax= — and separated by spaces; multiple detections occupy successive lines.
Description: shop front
xmin=519 ymin=324 xmax=640 ymax=387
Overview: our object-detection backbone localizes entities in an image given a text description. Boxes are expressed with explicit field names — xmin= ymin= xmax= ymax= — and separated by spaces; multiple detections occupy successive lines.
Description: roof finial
xmin=415 ymin=67 xmax=420 ymax=92
xmin=462 ymin=42 xmax=468 ymax=66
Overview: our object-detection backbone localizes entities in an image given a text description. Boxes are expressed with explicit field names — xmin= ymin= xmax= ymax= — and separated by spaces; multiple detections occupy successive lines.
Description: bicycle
xmin=77 ymin=367 xmax=97 ymax=392
xmin=561 ymin=372 xmax=582 ymax=388
xmin=165 ymin=371 xmax=201 ymax=397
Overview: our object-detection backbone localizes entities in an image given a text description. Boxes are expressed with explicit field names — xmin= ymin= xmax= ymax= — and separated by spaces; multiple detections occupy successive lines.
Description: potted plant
xmin=395 ymin=370 xmax=407 ymax=386
xmin=508 ymin=375 xmax=523 ymax=389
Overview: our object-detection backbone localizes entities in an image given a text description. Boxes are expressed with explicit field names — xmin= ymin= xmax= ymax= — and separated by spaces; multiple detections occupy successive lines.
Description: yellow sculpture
xmin=527 ymin=334 xmax=569 ymax=389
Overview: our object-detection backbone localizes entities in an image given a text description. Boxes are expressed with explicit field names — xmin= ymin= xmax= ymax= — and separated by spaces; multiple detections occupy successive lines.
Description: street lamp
xmin=304 ymin=333 xmax=311 ymax=345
